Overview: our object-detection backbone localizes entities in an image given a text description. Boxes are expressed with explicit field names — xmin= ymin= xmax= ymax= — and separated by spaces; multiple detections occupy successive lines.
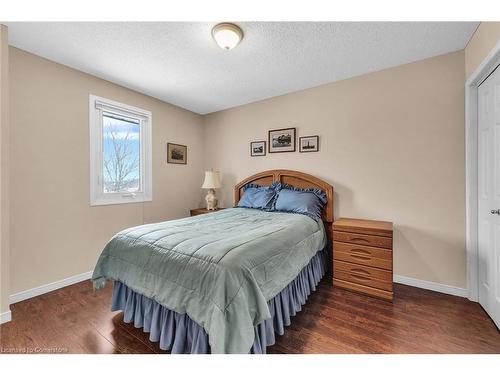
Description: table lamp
xmin=201 ymin=171 xmax=221 ymax=210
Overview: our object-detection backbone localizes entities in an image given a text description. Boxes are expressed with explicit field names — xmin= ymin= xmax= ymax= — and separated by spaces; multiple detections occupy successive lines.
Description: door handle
xmin=491 ymin=209 xmax=500 ymax=215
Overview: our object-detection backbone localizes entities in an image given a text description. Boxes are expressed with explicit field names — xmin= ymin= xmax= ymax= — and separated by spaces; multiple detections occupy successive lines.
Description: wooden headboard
xmin=234 ymin=169 xmax=334 ymax=223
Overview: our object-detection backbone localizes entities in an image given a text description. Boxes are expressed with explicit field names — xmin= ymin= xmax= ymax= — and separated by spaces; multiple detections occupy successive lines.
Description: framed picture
xmin=268 ymin=127 xmax=296 ymax=153
xmin=299 ymin=136 xmax=319 ymax=152
xmin=250 ymin=141 xmax=266 ymax=157
xmin=167 ymin=143 xmax=187 ymax=164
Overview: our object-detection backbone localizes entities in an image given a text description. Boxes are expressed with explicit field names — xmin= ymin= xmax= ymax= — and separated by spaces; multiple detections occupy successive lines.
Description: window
xmin=89 ymin=95 xmax=152 ymax=206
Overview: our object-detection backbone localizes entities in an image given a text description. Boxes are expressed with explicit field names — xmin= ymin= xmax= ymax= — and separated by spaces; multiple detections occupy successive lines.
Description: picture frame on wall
xmin=167 ymin=142 xmax=187 ymax=164
xmin=268 ymin=127 xmax=296 ymax=153
xmin=299 ymin=136 xmax=319 ymax=152
xmin=250 ymin=141 xmax=266 ymax=157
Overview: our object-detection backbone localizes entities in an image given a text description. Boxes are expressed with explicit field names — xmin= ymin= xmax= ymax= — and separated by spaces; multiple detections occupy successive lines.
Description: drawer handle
xmin=351 ymin=274 xmax=372 ymax=281
xmin=350 ymin=237 xmax=370 ymax=242
xmin=351 ymin=268 xmax=371 ymax=276
xmin=350 ymin=248 xmax=371 ymax=255
xmin=351 ymin=254 xmax=371 ymax=261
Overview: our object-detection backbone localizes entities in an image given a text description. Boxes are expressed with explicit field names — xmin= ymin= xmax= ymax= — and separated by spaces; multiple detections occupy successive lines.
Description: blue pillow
xmin=273 ymin=184 xmax=327 ymax=220
xmin=237 ymin=184 xmax=276 ymax=210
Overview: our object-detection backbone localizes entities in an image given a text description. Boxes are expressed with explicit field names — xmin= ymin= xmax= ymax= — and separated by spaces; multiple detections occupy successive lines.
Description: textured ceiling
xmin=6 ymin=22 xmax=478 ymax=114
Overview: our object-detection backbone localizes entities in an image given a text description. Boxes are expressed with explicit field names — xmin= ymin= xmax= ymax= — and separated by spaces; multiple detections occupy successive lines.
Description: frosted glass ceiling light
xmin=212 ymin=23 xmax=243 ymax=50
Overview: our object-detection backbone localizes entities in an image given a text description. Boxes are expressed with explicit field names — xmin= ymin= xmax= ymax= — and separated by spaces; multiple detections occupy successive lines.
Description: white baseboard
xmin=0 ymin=310 xmax=12 ymax=324
xmin=4 ymin=269 xmax=468 ymax=314
xmin=9 ymin=270 xmax=93 ymax=305
xmin=394 ymin=274 xmax=468 ymax=298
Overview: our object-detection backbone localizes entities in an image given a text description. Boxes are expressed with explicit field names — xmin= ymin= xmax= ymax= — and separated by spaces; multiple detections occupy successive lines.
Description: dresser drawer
xmin=333 ymin=242 xmax=392 ymax=270
xmin=333 ymin=261 xmax=393 ymax=291
xmin=333 ymin=231 xmax=392 ymax=249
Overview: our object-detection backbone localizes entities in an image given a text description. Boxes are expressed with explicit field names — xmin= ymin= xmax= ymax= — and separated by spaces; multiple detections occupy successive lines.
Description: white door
xmin=478 ymin=64 xmax=500 ymax=329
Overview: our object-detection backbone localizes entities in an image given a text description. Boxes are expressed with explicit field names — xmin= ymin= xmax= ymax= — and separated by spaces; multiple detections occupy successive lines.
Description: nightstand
xmin=190 ymin=207 xmax=226 ymax=217
xmin=333 ymin=218 xmax=393 ymax=301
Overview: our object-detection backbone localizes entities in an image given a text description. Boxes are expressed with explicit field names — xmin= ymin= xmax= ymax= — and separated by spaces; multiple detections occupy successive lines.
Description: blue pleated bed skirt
xmin=111 ymin=247 xmax=328 ymax=354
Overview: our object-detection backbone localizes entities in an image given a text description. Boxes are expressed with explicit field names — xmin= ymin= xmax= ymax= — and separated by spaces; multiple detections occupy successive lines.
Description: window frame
xmin=89 ymin=94 xmax=152 ymax=206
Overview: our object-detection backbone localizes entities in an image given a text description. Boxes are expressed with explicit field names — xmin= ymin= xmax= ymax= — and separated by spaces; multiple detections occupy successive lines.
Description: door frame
xmin=465 ymin=40 xmax=500 ymax=302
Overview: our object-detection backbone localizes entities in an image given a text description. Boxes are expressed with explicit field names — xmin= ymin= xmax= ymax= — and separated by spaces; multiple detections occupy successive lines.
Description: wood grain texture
xmin=333 ymin=242 xmax=392 ymax=270
xmin=333 ymin=218 xmax=394 ymax=301
xmin=334 ymin=261 xmax=393 ymax=291
xmin=333 ymin=218 xmax=393 ymax=237
xmin=332 ymin=278 xmax=394 ymax=302
xmin=333 ymin=231 xmax=393 ymax=249
xmin=1 ymin=280 xmax=499 ymax=354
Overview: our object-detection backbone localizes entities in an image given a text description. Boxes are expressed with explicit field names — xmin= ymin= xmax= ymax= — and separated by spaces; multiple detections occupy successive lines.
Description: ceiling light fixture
xmin=211 ymin=23 xmax=243 ymax=50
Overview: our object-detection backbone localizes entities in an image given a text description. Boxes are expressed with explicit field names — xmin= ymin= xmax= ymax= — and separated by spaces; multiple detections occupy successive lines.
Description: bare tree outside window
xmin=102 ymin=113 xmax=141 ymax=193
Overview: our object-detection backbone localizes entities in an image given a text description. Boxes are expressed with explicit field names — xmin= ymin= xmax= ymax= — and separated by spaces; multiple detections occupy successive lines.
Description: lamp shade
xmin=201 ymin=171 xmax=221 ymax=189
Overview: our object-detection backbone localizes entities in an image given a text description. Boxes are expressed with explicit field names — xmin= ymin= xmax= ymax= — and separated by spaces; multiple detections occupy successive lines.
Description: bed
xmin=92 ymin=169 xmax=334 ymax=354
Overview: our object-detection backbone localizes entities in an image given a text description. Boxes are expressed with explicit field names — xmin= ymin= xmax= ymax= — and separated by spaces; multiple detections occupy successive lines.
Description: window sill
xmin=90 ymin=195 xmax=152 ymax=207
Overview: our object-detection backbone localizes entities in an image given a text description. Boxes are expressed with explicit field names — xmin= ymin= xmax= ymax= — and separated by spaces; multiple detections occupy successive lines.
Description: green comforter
xmin=92 ymin=207 xmax=326 ymax=353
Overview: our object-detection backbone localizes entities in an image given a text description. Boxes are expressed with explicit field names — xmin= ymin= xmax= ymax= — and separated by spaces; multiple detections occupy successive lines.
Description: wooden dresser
xmin=332 ymin=218 xmax=393 ymax=301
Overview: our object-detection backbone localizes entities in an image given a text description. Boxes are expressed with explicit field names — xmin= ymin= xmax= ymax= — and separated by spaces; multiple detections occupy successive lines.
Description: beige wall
xmin=465 ymin=22 xmax=500 ymax=79
xmin=204 ymin=51 xmax=467 ymax=288
xmin=9 ymin=47 xmax=205 ymax=295
xmin=0 ymin=25 xmax=10 ymax=315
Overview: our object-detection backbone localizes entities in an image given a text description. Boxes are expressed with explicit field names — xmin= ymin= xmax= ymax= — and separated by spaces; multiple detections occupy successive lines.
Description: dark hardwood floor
xmin=1 ymin=280 xmax=499 ymax=354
